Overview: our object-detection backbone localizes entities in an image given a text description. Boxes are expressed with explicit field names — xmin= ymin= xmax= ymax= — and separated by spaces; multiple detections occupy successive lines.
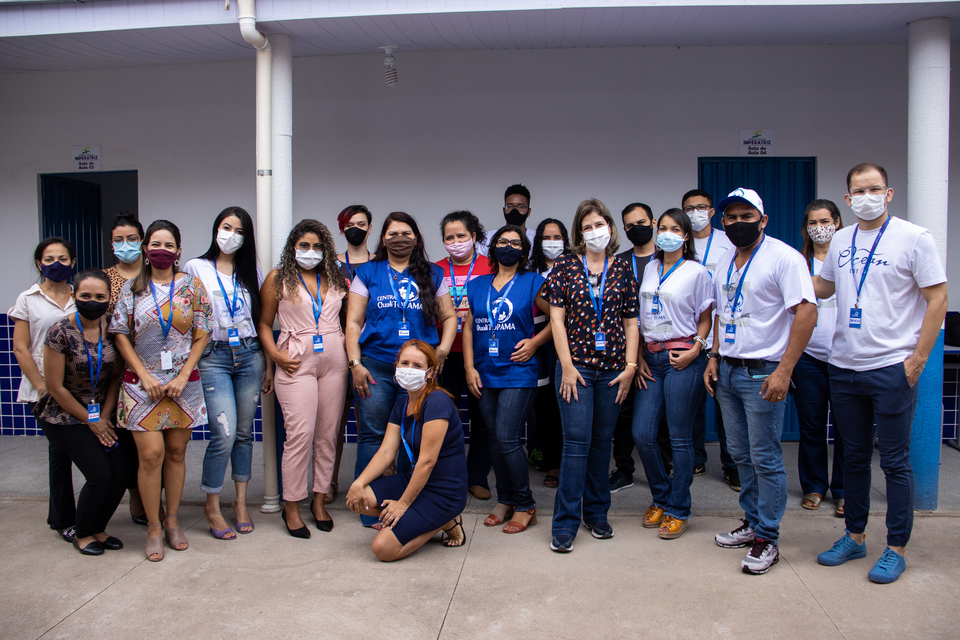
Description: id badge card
xmin=457 ymin=316 xmax=463 ymax=333
xmin=87 ymin=403 xmax=100 ymax=423
xmin=724 ymin=324 xmax=737 ymax=344
xmin=160 ymin=350 xmax=174 ymax=370
xmin=227 ymin=327 xmax=240 ymax=346
xmin=595 ymin=332 xmax=606 ymax=351
xmin=849 ymin=308 xmax=862 ymax=329
xmin=313 ymin=334 xmax=324 ymax=353
xmin=398 ymin=323 xmax=410 ymax=339
xmin=488 ymin=338 xmax=499 ymax=356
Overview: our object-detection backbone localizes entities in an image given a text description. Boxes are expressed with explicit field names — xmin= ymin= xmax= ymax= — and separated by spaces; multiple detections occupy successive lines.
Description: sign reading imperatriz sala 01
xmin=739 ymin=129 xmax=774 ymax=157
xmin=72 ymin=145 xmax=101 ymax=170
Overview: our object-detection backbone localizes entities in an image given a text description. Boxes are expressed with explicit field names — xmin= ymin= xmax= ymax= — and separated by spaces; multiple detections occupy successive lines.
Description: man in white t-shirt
xmin=813 ymin=162 xmax=948 ymax=584
xmin=704 ymin=188 xmax=817 ymax=575
xmin=682 ymin=189 xmax=739 ymax=491
xmin=477 ymin=183 xmax=537 ymax=257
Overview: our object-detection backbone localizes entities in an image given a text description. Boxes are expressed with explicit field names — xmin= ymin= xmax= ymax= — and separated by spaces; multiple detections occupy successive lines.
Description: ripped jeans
xmin=198 ymin=338 xmax=265 ymax=494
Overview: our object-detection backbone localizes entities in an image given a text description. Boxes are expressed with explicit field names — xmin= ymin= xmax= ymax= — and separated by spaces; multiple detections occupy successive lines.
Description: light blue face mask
xmin=113 ymin=241 xmax=141 ymax=264
xmin=656 ymin=232 xmax=685 ymax=253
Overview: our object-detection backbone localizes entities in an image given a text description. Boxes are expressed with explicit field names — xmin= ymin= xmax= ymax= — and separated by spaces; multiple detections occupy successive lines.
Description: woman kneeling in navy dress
xmin=346 ymin=339 xmax=468 ymax=561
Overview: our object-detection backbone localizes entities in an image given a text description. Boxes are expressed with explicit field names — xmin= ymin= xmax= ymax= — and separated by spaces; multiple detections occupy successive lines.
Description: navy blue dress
xmin=369 ymin=390 xmax=468 ymax=545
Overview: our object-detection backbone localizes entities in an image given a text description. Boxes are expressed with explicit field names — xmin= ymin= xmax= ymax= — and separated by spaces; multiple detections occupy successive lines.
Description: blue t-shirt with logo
xmin=354 ymin=260 xmax=445 ymax=363
xmin=467 ymin=272 xmax=545 ymax=388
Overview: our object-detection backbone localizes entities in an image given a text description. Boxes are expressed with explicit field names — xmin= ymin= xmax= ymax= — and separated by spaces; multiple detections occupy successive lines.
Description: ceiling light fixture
xmin=379 ymin=46 xmax=399 ymax=87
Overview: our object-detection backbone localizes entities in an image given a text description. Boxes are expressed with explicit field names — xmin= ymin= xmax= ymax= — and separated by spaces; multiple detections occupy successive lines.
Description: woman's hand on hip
xmin=669 ymin=348 xmax=698 ymax=371
xmin=274 ymin=350 xmax=301 ymax=377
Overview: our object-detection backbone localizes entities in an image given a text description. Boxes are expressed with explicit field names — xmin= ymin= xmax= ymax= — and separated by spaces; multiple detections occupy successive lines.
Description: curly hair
xmin=274 ymin=219 xmax=348 ymax=303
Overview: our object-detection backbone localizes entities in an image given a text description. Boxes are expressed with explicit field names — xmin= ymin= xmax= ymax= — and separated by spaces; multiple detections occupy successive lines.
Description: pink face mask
xmin=444 ymin=239 xmax=474 ymax=260
xmin=807 ymin=223 xmax=836 ymax=245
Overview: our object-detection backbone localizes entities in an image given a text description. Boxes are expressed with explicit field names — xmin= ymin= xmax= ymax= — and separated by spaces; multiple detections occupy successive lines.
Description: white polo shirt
xmin=714 ymin=235 xmax=816 ymax=362
xmin=818 ymin=216 xmax=947 ymax=372
xmin=7 ymin=283 xmax=75 ymax=402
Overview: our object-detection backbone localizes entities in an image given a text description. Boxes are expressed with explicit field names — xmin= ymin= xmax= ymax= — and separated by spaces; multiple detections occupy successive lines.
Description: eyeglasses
xmin=682 ymin=204 xmax=711 ymax=213
xmin=495 ymin=239 xmax=523 ymax=249
xmin=504 ymin=204 xmax=528 ymax=213
xmin=849 ymin=186 xmax=888 ymax=197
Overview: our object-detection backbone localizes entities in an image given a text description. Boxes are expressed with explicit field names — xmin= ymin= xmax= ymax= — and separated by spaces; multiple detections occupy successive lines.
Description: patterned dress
xmin=110 ymin=275 xmax=213 ymax=431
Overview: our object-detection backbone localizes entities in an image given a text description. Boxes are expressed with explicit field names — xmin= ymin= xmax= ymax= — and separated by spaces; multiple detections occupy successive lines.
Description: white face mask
xmin=850 ymin=191 xmax=888 ymax=221
xmin=542 ymin=240 xmax=564 ymax=260
xmin=295 ymin=249 xmax=323 ymax=270
xmin=582 ymin=226 xmax=611 ymax=253
xmin=807 ymin=223 xmax=836 ymax=245
xmin=395 ymin=367 xmax=428 ymax=391
xmin=688 ymin=210 xmax=711 ymax=232
xmin=217 ymin=229 xmax=244 ymax=255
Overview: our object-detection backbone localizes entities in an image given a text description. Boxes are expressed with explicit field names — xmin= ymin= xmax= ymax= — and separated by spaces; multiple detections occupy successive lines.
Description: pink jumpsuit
xmin=275 ymin=280 xmax=349 ymax=502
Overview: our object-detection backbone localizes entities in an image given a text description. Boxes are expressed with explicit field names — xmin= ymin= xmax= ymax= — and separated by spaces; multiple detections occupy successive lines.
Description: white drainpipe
xmin=237 ymin=0 xmax=281 ymax=515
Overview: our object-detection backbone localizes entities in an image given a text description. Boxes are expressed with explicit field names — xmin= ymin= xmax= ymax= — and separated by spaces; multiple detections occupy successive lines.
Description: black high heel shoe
xmin=281 ymin=510 xmax=311 ymax=539
xmin=313 ymin=511 xmax=334 ymax=533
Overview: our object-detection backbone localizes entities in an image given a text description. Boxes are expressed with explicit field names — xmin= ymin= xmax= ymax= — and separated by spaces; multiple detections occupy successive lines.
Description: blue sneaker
xmin=817 ymin=532 xmax=867 ymax=566
xmin=583 ymin=521 xmax=614 ymax=539
xmin=868 ymin=547 xmax=906 ymax=584
xmin=550 ymin=534 xmax=574 ymax=553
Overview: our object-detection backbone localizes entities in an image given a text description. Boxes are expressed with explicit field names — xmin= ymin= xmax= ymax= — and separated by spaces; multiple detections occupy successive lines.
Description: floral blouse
xmin=544 ymin=253 xmax=638 ymax=371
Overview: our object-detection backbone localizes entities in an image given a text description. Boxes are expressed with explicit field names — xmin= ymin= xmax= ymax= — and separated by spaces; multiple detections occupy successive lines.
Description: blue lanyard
xmin=400 ymin=398 xmax=417 ymax=468
xmin=656 ymin=258 xmax=685 ymax=295
xmin=76 ymin=312 xmax=103 ymax=393
xmin=702 ymin=229 xmax=715 ymax=265
xmin=210 ymin=261 xmax=240 ymax=324
xmin=149 ymin=279 xmax=176 ymax=343
xmin=386 ymin=263 xmax=412 ymax=321
xmin=486 ymin=274 xmax=518 ymax=334
xmin=851 ymin=216 xmax=890 ymax=309
xmin=298 ymin=272 xmax=323 ymax=331
xmin=344 ymin=252 xmax=351 ymax=275
xmin=631 ymin=254 xmax=641 ymax=283
xmin=448 ymin=253 xmax=477 ymax=309
xmin=582 ymin=256 xmax=608 ymax=325
xmin=725 ymin=237 xmax=765 ymax=317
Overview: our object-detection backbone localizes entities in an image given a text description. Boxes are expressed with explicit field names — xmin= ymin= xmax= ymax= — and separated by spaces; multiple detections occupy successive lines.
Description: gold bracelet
xmin=626 ymin=362 xmax=638 ymax=368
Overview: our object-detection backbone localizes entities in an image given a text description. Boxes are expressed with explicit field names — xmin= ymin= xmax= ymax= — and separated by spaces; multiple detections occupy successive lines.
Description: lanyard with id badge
xmin=150 ymin=279 xmax=177 ymax=371
xmin=653 ymin=258 xmax=685 ymax=315
xmin=211 ymin=261 xmax=243 ymax=347
xmin=399 ymin=398 xmax=418 ymax=469
xmin=583 ymin=256 xmax=609 ymax=351
xmin=388 ymin=264 xmax=413 ymax=339
xmin=77 ymin=311 xmax=104 ymax=424
xmin=299 ymin=272 xmax=325 ymax=353
xmin=448 ymin=254 xmax=477 ymax=333
xmin=848 ymin=217 xmax=890 ymax=329
xmin=723 ymin=237 xmax=764 ymax=344
xmin=485 ymin=274 xmax=517 ymax=357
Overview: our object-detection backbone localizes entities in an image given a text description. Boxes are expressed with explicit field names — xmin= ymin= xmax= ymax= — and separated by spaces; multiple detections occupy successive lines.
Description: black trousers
xmin=440 ymin=351 xmax=491 ymax=489
xmin=32 ymin=401 xmax=77 ymax=531
xmin=531 ymin=382 xmax=563 ymax=471
xmin=39 ymin=420 xmax=131 ymax=538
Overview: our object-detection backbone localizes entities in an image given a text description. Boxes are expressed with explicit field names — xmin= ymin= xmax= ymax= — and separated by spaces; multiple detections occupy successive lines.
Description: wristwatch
xmin=348 ymin=359 xmax=361 ymax=368
xmin=706 ymin=352 xmax=721 ymax=361
xmin=694 ymin=336 xmax=708 ymax=350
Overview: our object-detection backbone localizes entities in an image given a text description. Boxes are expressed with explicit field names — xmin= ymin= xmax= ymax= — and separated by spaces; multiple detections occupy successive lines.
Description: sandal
xmin=145 ymin=523 xmax=164 ymax=562
xmin=164 ymin=515 xmax=189 ymax=551
xmin=834 ymin=498 xmax=845 ymax=518
xmin=801 ymin=493 xmax=823 ymax=510
xmin=440 ymin=515 xmax=465 ymax=547
xmin=544 ymin=472 xmax=559 ymax=488
xmin=484 ymin=506 xmax=514 ymax=527
xmin=324 ymin=483 xmax=339 ymax=505
xmin=503 ymin=507 xmax=537 ymax=534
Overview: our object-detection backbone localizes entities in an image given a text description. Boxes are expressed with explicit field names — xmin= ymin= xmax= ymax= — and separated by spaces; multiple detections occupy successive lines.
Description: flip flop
xmin=210 ymin=527 xmax=237 ymax=540
xmin=544 ymin=474 xmax=559 ymax=488
xmin=801 ymin=493 xmax=823 ymax=510
xmin=235 ymin=521 xmax=254 ymax=534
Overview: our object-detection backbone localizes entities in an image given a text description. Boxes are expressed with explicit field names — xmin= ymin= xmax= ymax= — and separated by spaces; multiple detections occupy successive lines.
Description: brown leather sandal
xmin=503 ymin=507 xmax=537 ymax=534
xmin=484 ymin=506 xmax=514 ymax=527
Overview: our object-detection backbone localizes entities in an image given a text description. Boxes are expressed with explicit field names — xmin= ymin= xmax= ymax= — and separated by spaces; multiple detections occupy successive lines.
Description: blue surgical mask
xmin=113 ymin=241 xmax=141 ymax=264
xmin=656 ymin=232 xmax=685 ymax=253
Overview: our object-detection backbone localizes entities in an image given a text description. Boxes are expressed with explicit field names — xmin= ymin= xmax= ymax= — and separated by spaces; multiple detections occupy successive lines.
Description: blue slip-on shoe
xmin=550 ymin=534 xmax=574 ymax=553
xmin=817 ymin=531 xmax=867 ymax=566
xmin=868 ymin=547 xmax=906 ymax=584
xmin=583 ymin=521 xmax=614 ymax=539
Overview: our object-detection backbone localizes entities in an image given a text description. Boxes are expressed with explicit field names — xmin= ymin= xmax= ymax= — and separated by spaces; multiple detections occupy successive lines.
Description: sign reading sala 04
xmin=739 ymin=129 xmax=774 ymax=157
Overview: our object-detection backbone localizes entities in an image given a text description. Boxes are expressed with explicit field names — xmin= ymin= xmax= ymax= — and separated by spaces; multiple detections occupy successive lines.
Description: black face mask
xmin=725 ymin=219 xmax=764 ymax=248
xmin=625 ymin=224 xmax=654 ymax=248
xmin=344 ymin=227 xmax=367 ymax=247
xmin=504 ymin=208 xmax=527 ymax=227
xmin=75 ymin=299 xmax=109 ymax=321
xmin=494 ymin=246 xmax=524 ymax=267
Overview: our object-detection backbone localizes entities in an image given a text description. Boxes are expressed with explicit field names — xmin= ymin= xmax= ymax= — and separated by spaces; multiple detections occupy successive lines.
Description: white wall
xmin=1 ymin=44 xmax=956 ymax=307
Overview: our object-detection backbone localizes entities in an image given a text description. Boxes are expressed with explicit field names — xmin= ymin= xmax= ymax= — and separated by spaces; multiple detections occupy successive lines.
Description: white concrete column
xmin=270 ymin=34 xmax=294 ymax=261
xmin=907 ymin=16 xmax=950 ymax=511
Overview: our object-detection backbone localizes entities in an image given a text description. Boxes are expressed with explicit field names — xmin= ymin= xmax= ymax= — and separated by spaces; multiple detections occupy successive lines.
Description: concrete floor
xmin=2 ymin=436 xmax=959 ymax=639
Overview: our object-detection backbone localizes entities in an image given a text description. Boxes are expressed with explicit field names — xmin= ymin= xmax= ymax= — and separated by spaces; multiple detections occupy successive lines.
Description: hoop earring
xmin=175 ymin=259 xmax=180 ymax=267
xmin=144 ymin=258 xmax=150 ymax=265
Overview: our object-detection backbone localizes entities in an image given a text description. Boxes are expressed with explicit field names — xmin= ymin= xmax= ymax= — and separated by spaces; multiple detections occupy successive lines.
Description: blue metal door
xmin=40 ymin=175 xmax=103 ymax=272
xmin=698 ymin=156 xmax=818 ymax=442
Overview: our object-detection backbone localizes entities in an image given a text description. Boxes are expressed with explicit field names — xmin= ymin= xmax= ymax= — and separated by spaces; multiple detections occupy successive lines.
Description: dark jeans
xmin=532 ymin=381 xmax=563 ymax=471
xmin=793 ymin=352 xmax=844 ymax=499
xmin=477 ymin=387 xmax=537 ymax=510
xmin=828 ymin=362 xmax=918 ymax=547
xmin=39 ymin=420 xmax=130 ymax=538
xmin=552 ymin=363 xmax=622 ymax=538
xmin=31 ymin=400 xmax=76 ymax=531
xmin=692 ymin=391 xmax=736 ymax=472
xmin=439 ymin=352 xmax=491 ymax=489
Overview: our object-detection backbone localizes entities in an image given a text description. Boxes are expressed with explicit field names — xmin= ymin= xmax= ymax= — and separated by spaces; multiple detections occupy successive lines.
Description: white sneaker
xmin=741 ymin=539 xmax=779 ymax=575
xmin=715 ymin=518 xmax=755 ymax=548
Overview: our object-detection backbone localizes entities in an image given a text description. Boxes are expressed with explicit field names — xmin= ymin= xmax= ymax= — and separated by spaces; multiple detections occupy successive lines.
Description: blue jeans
xmin=477 ymin=387 xmax=536 ymax=510
xmin=353 ymin=355 xmax=407 ymax=526
xmin=632 ymin=350 xmax=705 ymax=520
xmin=828 ymin=362 xmax=917 ymax=547
xmin=198 ymin=338 xmax=265 ymax=494
xmin=793 ymin=352 xmax=844 ymax=499
xmin=715 ymin=361 xmax=787 ymax=542
xmin=552 ymin=363 xmax=623 ymax=538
